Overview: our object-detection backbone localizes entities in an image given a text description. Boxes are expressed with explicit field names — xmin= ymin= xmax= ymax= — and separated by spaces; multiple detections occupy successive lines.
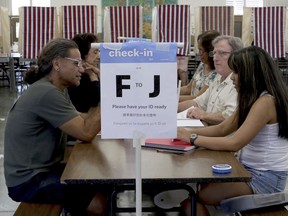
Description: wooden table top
xmin=61 ymin=136 xmax=251 ymax=185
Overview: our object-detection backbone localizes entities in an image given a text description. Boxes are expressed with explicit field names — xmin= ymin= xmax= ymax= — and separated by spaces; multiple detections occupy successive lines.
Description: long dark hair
xmin=24 ymin=38 xmax=79 ymax=84
xmin=198 ymin=30 xmax=220 ymax=69
xmin=72 ymin=33 xmax=98 ymax=60
xmin=228 ymin=46 xmax=288 ymax=138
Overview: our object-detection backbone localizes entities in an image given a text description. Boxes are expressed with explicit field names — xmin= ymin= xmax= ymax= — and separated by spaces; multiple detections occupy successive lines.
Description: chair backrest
xmin=152 ymin=4 xmax=191 ymax=56
xmin=103 ymin=6 xmax=143 ymax=42
xmin=220 ymin=192 xmax=288 ymax=214
xmin=60 ymin=5 xmax=97 ymax=40
xmin=18 ymin=6 xmax=57 ymax=59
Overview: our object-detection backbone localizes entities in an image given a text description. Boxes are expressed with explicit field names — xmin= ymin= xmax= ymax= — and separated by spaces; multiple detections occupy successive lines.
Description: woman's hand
xmin=177 ymin=128 xmax=191 ymax=143
xmin=83 ymin=62 xmax=100 ymax=81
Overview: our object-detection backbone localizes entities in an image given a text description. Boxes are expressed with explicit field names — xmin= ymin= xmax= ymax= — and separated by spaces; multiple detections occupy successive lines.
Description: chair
xmin=60 ymin=5 xmax=97 ymax=40
xmin=103 ymin=5 xmax=143 ymax=42
xmin=220 ymin=192 xmax=288 ymax=215
xmin=0 ymin=66 xmax=9 ymax=87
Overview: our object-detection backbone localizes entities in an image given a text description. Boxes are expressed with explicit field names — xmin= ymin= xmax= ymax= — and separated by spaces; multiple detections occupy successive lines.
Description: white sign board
xmin=100 ymin=42 xmax=178 ymax=139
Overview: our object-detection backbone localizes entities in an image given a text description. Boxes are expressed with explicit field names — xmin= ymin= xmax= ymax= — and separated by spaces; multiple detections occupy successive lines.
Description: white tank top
xmin=240 ymin=123 xmax=288 ymax=171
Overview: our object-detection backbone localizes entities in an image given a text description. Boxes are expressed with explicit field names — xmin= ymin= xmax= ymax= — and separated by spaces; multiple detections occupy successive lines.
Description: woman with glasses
xmin=178 ymin=46 xmax=288 ymax=216
xmin=68 ymin=33 xmax=101 ymax=113
xmin=4 ymin=38 xmax=107 ymax=215
xmin=179 ymin=30 xmax=220 ymax=103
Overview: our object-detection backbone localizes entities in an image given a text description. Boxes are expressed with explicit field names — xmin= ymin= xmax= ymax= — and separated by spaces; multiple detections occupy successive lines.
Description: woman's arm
xmin=179 ymin=96 xmax=276 ymax=152
xmin=180 ymin=79 xmax=193 ymax=95
xmin=178 ymin=112 xmax=238 ymax=141
xmin=179 ymin=85 xmax=209 ymax=102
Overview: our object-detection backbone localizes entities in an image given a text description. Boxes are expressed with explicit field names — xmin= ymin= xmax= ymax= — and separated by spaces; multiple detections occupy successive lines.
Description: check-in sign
xmin=100 ymin=42 xmax=178 ymax=139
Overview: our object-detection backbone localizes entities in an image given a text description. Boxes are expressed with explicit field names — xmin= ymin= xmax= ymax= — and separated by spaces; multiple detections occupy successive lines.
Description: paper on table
xmin=177 ymin=109 xmax=189 ymax=119
xmin=177 ymin=119 xmax=204 ymax=127
xmin=177 ymin=108 xmax=204 ymax=127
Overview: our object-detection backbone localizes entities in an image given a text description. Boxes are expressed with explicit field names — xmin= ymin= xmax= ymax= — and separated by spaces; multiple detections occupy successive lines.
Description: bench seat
xmin=241 ymin=205 xmax=288 ymax=216
xmin=14 ymin=202 xmax=63 ymax=216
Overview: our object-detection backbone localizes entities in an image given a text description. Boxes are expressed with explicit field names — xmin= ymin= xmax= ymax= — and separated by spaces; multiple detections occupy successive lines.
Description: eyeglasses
xmin=198 ymin=48 xmax=206 ymax=54
xmin=209 ymin=51 xmax=231 ymax=58
xmin=93 ymin=49 xmax=100 ymax=54
xmin=64 ymin=57 xmax=83 ymax=67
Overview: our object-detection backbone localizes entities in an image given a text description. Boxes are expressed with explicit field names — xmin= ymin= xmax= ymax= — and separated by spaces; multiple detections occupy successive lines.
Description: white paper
xmin=177 ymin=109 xmax=189 ymax=119
xmin=177 ymin=119 xmax=204 ymax=127
xmin=177 ymin=108 xmax=204 ymax=127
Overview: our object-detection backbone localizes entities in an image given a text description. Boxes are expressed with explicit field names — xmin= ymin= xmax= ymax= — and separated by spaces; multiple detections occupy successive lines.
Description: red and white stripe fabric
xmin=61 ymin=5 xmax=97 ymax=40
xmin=104 ymin=6 xmax=142 ymax=42
xmin=19 ymin=7 xmax=57 ymax=59
xmin=155 ymin=4 xmax=190 ymax=56
xmin=200 ymin=6 xmax=234 ymax=36
xmin=253 ymin=7 xmax=286 ymax=58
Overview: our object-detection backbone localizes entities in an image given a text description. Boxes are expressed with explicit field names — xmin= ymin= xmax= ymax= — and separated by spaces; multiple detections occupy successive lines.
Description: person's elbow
xmin=77 ymin=132 xmax=97 ymax=142
xmin=76 ymin=126 xmax=101 ymax=142
xmin=225 ymin=138 xmax=244 ymax=152
xmin=60 ymin=117 xmax=100 ymax=142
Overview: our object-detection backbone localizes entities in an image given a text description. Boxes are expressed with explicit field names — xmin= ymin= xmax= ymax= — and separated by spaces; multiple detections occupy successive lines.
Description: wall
xmin=264 ymin=0 xmax=288 ymax=6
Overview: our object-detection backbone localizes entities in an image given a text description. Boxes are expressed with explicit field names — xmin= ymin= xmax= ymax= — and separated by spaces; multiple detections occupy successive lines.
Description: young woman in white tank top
xmin=177 ymin=46 xmax=288 ymax=216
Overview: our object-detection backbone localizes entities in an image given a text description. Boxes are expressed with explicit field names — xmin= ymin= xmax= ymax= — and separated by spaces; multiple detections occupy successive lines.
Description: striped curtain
xmin=254 ymin=7 xmax=286 ymax=58
xmin=19 ymin=7 xmax=57 ymax=59
xmin=61 ymin=5 xmax=97 ymax=40
xmin=200 ymin=6 xmax=234 ymax=36
xmin=103 ymin=6 xmax=143 ymax=42
xmin=156 ymin=4 xmax=190 ymax=56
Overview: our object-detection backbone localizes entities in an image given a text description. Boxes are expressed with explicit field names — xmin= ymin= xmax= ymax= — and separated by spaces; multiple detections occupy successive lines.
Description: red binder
xmin=144 ymin=138 xmax=195 ymax=152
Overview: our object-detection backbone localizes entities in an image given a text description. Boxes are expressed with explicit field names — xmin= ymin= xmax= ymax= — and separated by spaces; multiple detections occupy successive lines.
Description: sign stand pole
xmin=133 ymin=131 xmax=144 ymax=216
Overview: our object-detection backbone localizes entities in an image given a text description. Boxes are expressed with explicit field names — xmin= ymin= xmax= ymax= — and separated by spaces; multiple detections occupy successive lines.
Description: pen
xmin=156 ymin=149 xmax=184 ymax=155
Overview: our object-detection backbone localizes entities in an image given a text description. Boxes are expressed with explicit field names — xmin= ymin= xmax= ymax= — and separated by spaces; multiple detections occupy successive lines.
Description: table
xmin=0 ymin=53 xmax=19 ymax=92
xmin=61 ymin=136 xmax=251 ymax=215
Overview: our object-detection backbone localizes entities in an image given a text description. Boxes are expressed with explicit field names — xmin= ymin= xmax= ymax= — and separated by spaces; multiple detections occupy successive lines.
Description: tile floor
xmin=0 ymin=86 xmax=287 ymax=216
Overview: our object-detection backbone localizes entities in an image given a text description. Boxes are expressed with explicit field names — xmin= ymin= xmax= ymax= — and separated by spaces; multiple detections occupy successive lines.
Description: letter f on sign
xmin=116 ymin=75 xmax=131 ymax=97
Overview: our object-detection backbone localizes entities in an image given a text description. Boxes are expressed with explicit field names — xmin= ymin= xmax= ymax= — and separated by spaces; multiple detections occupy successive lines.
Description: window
xmin=12 ymin=0 xmax=51 ymax=15
xmin=226 ymin=0 xmax=263 ymax=15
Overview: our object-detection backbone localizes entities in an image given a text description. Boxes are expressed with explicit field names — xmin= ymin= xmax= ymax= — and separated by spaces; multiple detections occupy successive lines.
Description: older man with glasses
xmin=178 ymin=35 xmax=243 ymax=125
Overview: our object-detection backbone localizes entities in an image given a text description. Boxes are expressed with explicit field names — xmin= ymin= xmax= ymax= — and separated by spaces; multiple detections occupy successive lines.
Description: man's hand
xmin=187 ymin=107 xmax=206 ymax=120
